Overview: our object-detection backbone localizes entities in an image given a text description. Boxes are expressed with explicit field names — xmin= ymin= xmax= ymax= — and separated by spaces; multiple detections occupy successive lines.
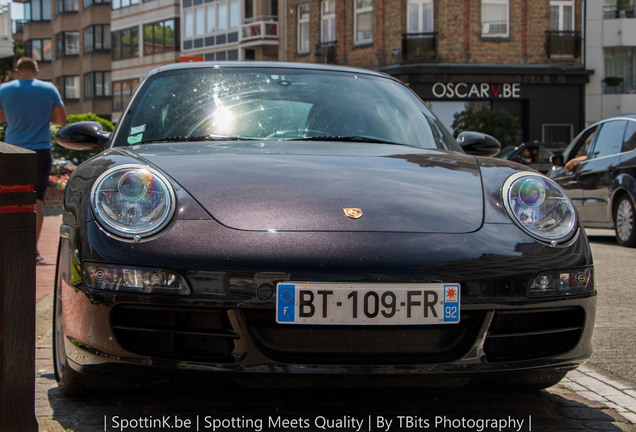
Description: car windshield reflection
xmin=115 ymin=67 xmax=453 ymax=150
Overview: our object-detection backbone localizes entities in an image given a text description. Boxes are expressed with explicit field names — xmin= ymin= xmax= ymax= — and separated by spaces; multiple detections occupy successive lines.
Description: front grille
xmin=111 ymin=305 xmax=237 ymax=362
xmin=484 ymin=307 xmax=585 ymax=362
xmin=242 ymin=310 xmax=485 ymax=364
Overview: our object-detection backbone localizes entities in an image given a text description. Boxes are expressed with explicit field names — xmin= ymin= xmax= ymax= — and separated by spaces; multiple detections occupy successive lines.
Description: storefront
xmin=379 ymin=64 xmax=593 ymax=145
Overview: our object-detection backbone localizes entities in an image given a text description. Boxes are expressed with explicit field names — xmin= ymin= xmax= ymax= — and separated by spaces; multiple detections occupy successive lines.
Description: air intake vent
xmin=485 ymin=307 xmax=585 ymax=362
xmin=111 ymin=305 xmax=237 ymax=362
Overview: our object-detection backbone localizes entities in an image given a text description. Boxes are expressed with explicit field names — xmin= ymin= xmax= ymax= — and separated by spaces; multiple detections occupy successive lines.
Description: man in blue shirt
xmin=0 ymin=57 xmax=67 ymax=263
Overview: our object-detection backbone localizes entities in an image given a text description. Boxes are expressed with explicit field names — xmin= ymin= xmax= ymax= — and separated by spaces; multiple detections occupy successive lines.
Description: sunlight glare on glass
xmin=212 ymin=106 xmax=236 ymax=135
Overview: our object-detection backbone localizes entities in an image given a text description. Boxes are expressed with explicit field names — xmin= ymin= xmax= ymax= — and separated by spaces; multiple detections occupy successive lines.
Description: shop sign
xmin=431 ymin=82 xmax=521 ymax=99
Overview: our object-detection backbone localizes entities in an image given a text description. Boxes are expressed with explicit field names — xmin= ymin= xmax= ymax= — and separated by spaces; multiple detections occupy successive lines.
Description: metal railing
xmin=602 ymin=78 xmax=636 ymax=94
xmin=315 ymin=41 xmax=337 ymax=64
xmin=603 ymin=5 xmax=636 ymax=19
xmin=240 ymin=19 xmax=278 ymax=42
xmin=401 ymin=32 xmax=436 ymax=62
xmin=545 ymin=30 xmax=581 ymax=58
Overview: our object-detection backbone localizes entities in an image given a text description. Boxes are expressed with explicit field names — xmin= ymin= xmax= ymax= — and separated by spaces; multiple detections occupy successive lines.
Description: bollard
xmin=0 ymin=142 xmax=38 ymax=431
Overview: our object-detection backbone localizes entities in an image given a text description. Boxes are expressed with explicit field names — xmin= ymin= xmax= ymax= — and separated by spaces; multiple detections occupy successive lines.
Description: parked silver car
xmin=550 ymin=114 xmax=636 ymax=247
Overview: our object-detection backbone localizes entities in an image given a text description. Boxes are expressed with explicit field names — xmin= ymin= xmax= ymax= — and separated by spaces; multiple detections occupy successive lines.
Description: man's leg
xmin=35 ymin=199 xmax=44 ymax=246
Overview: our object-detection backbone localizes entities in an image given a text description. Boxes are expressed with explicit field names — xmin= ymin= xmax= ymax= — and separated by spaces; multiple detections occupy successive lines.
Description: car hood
xmin=137 ymin=146 xmax=484 ymax=233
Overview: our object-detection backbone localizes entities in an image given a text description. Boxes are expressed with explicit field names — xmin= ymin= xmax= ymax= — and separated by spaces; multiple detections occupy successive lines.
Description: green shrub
xmin=452 ymin=104 xmax=521 ymax=148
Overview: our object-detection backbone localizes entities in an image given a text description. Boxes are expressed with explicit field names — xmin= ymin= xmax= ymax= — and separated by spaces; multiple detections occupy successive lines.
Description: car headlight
xmin=91 ymin=164 xmax=176 ymax=239
xmin=502 ymin=172 xmax=576 ymax=243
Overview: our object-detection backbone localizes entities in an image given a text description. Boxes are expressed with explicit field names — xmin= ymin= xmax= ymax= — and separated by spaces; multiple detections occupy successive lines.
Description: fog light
xmin=528 ymin=268 xmax=594 ymax=298
xmin=83 ymin=262 xmax=191 ymax=295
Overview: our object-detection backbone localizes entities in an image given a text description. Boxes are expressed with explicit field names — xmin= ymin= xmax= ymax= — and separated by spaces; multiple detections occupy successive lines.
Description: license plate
xmin=276 ymin=282 xmax=460 ymax=325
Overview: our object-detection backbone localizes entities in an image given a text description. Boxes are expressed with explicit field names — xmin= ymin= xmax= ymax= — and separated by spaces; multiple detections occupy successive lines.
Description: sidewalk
xmin=33 ymin=214 xmax=636 ymax=431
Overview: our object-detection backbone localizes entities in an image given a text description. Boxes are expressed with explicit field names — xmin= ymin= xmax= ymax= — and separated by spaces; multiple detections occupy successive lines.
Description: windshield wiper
xmin=138 ymin=136 xmax=256 ymax=144
xmin=293 ymin=136 xmax=405 ymax=145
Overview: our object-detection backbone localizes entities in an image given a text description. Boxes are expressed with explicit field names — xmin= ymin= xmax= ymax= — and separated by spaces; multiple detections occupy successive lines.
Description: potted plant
xmin=603 ymin=76 xmax=624 ymax=87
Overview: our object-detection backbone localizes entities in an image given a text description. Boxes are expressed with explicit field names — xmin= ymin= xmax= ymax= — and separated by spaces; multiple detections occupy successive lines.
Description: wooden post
xmin=0 ymin=142 xmax=38 ymax=432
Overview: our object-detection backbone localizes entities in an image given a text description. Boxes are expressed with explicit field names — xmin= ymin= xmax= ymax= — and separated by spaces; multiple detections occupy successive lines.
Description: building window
xmin=297 ymin=3 xmax=310 ymax=53
xmin=603 ymin=0 xmax=636 ymax=19
xmin=56 ymin=76 xmax=80 ymax=100
xmin=56 ymin=32 xmax=80 ymax=58
xmin=321 ymin=0 xmax=335 ymax=43
xmin=542 ymin=124 xmax=573 ymax=143
xmin=196 ymin=8 xmax=205 ymax=36
xmin=218 ymin=2 xmax=227 ymax=31
xmin=111 ymin=0 xmax=140 ymax=10
xmin=112 ymin=27 xmax=139 ymax=60
xmin=25 ymin=39 xmax=52 ymax=62
xmin=604 ymin=47 xmax=635 ymax=94
xmin=408 ymin=0 xmax=433 ymax=33
xmin=26 ymin=0 xmax=51 ymax=21
xmin=481 ymin=0 xmax=509 ymax=38
xmin=84 ymin=0 xmax=110 ymax=7
xmin=206 ymin=6 xmax=216 ymax=33
xmin=229 ymin=0 xmax=239 ymax=29
xmin=184 ymin=10 xmax=194 ymax=38
xmin=143 ymin=19 xmax=177 ymax=55
xmin=354 ymin=0 xmax=373 ymax=45
xmin=84 ymin=25 xmax=111 ymax=52
xmin=55 ymin=0 xmax=79 ymax=15
xmin=244 ymin=0 xmax=254 ymax=19
xmin=550 ymin=0 xmax=574 ymax=31
xmin=113 ymin=78 xmax=140 ymax=111
xmin=84 ymin=71 xmax=112 ymax=99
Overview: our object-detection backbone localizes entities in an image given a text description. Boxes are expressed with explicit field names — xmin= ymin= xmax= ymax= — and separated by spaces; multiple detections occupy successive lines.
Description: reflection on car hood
xmin=138 ymin=146 xmax=484 ymax=234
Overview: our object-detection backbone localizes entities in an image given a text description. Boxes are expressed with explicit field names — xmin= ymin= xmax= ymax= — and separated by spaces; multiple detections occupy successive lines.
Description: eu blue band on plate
xmin=443 ymin=284 xmax=460 ymax=323
xmin=277 ymin=284 xmax=296 ymax=322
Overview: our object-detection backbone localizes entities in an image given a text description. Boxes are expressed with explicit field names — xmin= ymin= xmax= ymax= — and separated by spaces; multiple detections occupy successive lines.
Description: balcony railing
xmin=13 ymin=20 xmax=26 ymax=34
xmin=603 ymin=5 xmax=636 ymax=19
xmin=401 ymin=32 xmax=436 ymax=62
xmin=602 ymin=78 xmax=636 ymax=95
xmin=546 ymin=31 xmax=581 ymax=59
xmin=240 ymin=20 xmax=278 ymax=42
xmin=315 ymin=41 xmax=336 ymax=64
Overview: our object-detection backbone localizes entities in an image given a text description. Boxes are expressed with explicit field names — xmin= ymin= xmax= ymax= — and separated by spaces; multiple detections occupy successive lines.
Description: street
xmin=34 ymin=216 xmax=636 ymax=432
xmin=584 ymin=230 xmax=636 ymax=387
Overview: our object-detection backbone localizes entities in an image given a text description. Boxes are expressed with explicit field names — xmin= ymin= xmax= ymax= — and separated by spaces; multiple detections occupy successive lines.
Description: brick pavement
xmin=33 ymin=216 xmax=636 ymax=431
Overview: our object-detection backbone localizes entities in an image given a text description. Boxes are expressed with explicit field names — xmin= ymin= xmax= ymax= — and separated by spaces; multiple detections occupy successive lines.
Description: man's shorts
xmin=35 ymin=149 xmax=53 ymax=201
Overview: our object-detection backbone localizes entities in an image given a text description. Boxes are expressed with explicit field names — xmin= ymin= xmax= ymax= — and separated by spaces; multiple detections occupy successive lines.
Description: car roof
xmin=147 ymin=61 xmax=394 ymax=80
xmin=518 ymin=142 xmax=567 ymax=147
xmin=595 ymin=113 xmax=636 ymax=123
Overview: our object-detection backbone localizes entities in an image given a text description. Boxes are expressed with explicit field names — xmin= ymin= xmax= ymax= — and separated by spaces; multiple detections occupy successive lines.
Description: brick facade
xmin=282 ymin=0 xmax=583 ymax=69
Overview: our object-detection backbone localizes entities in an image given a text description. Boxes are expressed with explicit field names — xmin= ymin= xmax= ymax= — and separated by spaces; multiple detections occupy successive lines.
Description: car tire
xmin=614 ymin=194 xmax=636 ymax=247
xmin=53 ymin=241 xmax=90 ymax=397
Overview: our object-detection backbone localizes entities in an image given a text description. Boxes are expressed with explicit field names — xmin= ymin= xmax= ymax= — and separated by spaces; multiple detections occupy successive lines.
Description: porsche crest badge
xmin=343 ymin=208 xmax=363 ymax=219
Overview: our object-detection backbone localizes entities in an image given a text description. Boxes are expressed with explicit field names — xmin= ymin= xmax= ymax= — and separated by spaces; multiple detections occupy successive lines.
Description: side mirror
xmin=551 ymin=154 xmax=564 ymax=167
xmin=457 ymin=131 xmax=501 ymax=157
xmin=56 ymin=121 xmax=110 ymax=150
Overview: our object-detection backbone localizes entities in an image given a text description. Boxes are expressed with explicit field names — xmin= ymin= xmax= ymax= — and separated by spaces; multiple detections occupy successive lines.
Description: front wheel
xmin=614 ymin=195 xmax=636 ymax=247
xmin=53 ymin=241 xmax=90 ymax=396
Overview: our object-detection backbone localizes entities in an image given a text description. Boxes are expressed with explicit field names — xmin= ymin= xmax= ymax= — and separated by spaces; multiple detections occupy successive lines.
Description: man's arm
xmin=51 ymin=105 xmax=67 ymax=126
xmin=0 ymin=109 xmax=5 ymax=124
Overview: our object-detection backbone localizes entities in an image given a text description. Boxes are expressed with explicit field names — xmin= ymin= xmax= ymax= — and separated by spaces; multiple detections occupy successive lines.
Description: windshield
xmin=113 ymin=66 xmax=458 ymax=150
xmin=497 ymin=146 xmax=518 ymax=159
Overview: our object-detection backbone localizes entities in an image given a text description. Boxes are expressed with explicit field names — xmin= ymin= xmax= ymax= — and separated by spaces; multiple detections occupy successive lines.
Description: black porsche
xmin=53 ymin=62 xmax=596 ymax=395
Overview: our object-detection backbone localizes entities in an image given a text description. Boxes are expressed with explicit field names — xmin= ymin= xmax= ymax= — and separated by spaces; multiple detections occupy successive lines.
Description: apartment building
xmin=179 ymin=0 xmax=279 ymax=61
xmin=281 ymin=0 xmax=591 ymax=143
xmin=110 ymin=0 xmax=181 ymax=121
xmin=0 ymin=5 xmax=13 ymax=58
xmin=585 ymin=0 xmax=636 ymax=124
xmin=16 ymin=0 xmax=113 ymax=119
